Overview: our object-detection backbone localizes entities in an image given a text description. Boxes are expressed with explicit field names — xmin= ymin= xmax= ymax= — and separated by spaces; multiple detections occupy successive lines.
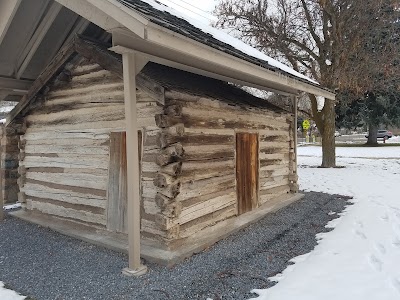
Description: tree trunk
xmin=367 ymin=124 xmax=378 ymax=145
xmin=310 ymin=95 xmax=336 ymax=168
xmin=320 ymin=100 xmax=336 ymax=167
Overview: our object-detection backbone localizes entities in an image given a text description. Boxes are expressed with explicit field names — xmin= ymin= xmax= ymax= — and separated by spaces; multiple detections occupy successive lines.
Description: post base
xmin=122 ymin=265 xmax=148 ymax=277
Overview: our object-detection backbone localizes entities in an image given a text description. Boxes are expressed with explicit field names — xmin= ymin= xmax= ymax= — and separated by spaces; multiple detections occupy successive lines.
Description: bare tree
xmin=215 ymin=0 xmax=398 ymax=166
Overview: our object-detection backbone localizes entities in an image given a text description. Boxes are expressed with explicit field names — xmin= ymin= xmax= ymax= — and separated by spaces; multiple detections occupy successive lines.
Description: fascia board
xmin=85 ymin=0 xmax=148 ymax=38
xmin=56 ymin=0 xmax=122 ymax=32
xmin=0 ymin=0 xmax=22 ymax=45
xmin=113 ymin=27 xmax=335 ymax=100
xmin=144 ymin=24 xmax=335 ymax=100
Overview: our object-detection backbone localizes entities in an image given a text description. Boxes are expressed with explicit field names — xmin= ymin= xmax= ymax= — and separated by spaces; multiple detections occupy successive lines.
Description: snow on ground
xmin=386 ymin=135 xmax=400 ymax=144
xmin=250 ymin=146 xmax=400 ymax=300
xmin=3 ymin=203 xmax=21 ymax=210
xmin=0 ymin=282 xmax=26 ymax=300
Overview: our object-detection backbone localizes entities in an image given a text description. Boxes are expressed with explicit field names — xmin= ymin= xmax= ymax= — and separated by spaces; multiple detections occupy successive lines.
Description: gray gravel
xmin=0 ymin=192 xmax=351 ymax=300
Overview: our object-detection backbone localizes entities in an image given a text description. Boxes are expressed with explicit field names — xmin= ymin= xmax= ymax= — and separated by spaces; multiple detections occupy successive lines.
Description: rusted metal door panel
xmin=107 ymin=131 xmax=142 ymax=233
xmin=236 ymin=132 xmax=259 ymax=215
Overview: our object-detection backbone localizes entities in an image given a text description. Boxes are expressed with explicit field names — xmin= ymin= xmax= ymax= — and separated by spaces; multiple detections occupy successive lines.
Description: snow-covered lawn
xmin=0 ymin=282 xmax=25 ymax=300
xmin=250 ymin=146 xmax=400 ymax=300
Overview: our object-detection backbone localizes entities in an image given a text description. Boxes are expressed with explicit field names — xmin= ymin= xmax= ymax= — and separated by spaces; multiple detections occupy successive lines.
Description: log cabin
xmin=5 ymin=36 xmax=298 ymax=263
xmin=0 ymin=0 xmax=335 ymax=273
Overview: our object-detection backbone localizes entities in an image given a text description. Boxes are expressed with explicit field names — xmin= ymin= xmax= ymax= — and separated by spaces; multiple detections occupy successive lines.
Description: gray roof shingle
xmin=116 ymin=0 xmax=323 ymax=89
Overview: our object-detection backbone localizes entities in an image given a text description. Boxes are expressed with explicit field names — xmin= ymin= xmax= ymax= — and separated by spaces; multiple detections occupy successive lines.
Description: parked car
xmin=334 ymin=131 xmax=341 ymax=137
xmin=365 ymin=130 xmax=393 ymax=139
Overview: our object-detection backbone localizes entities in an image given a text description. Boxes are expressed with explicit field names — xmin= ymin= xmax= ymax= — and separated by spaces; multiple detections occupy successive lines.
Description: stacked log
xmin=1 ymin=122 xmax=26 ymax=205
xmin=18 ymin=59 xmax=163 ymax=235
xmin=153 ymin=93 xmax=294 ymax=242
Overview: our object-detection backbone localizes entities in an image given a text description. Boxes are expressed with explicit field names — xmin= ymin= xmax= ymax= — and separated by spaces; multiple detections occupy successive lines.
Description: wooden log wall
xmin=18 ymin=59 xmax=163 ymax=235
xmin=153 ymin=91 xmax=294 ymax=244
xmin=0 ymin=122 xmax=26 ymax=205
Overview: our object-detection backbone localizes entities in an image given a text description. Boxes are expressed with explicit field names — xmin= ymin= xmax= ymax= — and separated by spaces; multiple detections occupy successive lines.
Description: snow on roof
xmin=117 ymin=0 xmax=318 ymax=85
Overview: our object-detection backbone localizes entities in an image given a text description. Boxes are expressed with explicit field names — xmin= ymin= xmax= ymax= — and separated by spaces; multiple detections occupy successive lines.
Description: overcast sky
xmin=156 ymin=0 xmax=218 ymax=24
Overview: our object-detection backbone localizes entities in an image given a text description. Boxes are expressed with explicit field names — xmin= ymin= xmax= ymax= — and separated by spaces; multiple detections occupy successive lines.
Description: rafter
xmin=0 ymin=76 xmax=32 ymax=93
xmin=0 ymin=0 xmax=21 ymax=45
xmin=15 ymin=2 xmax=62 ymax=79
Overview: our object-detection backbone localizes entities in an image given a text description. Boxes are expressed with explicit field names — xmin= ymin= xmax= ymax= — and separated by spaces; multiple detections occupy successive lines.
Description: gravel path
xmin=0 ymin=192 xmax=351 ymax=300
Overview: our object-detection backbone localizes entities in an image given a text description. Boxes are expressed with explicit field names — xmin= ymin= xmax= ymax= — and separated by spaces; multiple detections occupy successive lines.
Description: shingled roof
xmin=116 ymin=0 xmax=321 ymax=89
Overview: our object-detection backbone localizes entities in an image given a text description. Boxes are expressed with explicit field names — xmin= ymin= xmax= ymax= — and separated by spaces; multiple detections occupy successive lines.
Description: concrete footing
xmin=10 ymin=193 xmax=304 ymax=266
xmin=122 ymin=265 xmax=148 ymax=277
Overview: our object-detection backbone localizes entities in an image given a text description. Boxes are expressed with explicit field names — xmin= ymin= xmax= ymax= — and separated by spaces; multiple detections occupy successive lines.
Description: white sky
xmin=156 ymin=0 xmax=218 ymax=24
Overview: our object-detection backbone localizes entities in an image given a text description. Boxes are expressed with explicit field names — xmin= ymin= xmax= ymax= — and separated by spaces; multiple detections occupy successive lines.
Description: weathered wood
xmin=153 ymin=173 xmax=178 ymax=188
xmin=18 ymin=151 xmax=26 ymax=161
xmin=136 ymin=74 xmax=165 ymax=105
xmin=155 ymin=143 xmax=184 ymax=166
xmin=107 ymin=132 xmax=128 ymax=233
xmin=164 ymin=104 xmax=182 ymax=116
xmin=259 ymin=168 xmax=290 ymax=179
xmin=259 ymin=179 xmax=290 ymax=191
xmin=179 ymin=160 xmax=234 ymax=181
xmin=24 ymin=145 xmax=110 ymax=156
xmin=179 ymin=204 xmax=236 ymax=238
xmin=24 ymin=137 xmax=109 ymax=147
xmin=160 ymin=162 xmax=182 ymax=177
xmin=26 ymin=172 xmax=107 ymax=190
xmin=17 ymin=176 xmax=26 ymax=187
xmin=25 ymin=178 xmax=106 ymax=197
xmin=162 ymin=201 xmax=182 ymax=218
xmin=260 ymin=185 xmax=291 ymax=196
xmin=27 ymin=199 xmax=106 ymax=225
xmin=176 ymin=175 xmax=235 ymax=202
xmin=73 ymin=38 xmax=123 ymax=79
xmin=70 ymin=63 xmax=104 ymax=76
xmin=236 ymin=132 xmax=259 ymax=214
xmin=21 ymin=182 xmax=106 ymax=208
xmin=6 ymin=40 xmax=76 ymax=125
xmin=18 ymin=192 xmax=26 ymax=203
xmin=18 ymin=165 xmax=26 ymax=176
xmin=21 ymin=154 xmax=109 ymax=169
xmin=22 ymin=131 xmax=109 ymax=141
xmin=46 ymin=79 xmax=122 ymax=97
xmin=155 ymin=193 xmax=173 ymax=209
xmin=157 ymin=182 xmax=181 ymax=199
xmin=183 ymin=145 xmax=234 ymax=162
xmin=179 ymin=191 xmax=236 ymax=225
xmin=26 ymin=105 xmax=125 ymax=126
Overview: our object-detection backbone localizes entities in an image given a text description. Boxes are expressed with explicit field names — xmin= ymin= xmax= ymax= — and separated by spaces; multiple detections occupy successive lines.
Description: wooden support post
xmin=0 ymin=167 xmax=3 ymax=222
xmin=121 ymin=52 xmax=148 ymax=276
xmin=292 ymin=95 xmax=298 ymax=176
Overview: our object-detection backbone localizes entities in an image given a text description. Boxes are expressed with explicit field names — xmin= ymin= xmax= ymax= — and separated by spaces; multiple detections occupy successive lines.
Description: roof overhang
xmin=60 ymin=0 xmax=335 ymax=100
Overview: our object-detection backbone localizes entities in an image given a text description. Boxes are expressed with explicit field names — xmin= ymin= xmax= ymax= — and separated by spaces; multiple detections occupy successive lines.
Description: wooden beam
xmin=55 ymin=0 xmax=122 ymax=31
xmin=16 ymin=2 xmax=63 ymax=79
xmin=86 ymin=0 xmax=147 ymax=38
xmin=0 ymin=157 xmax=3 ymax=221
xmin=0 ymin=0 xmax=21 ymax=45
xmin=111 ymin=29 xmax=334 ymax=99
xmin=121 ymin=52 xmax=147 ymax=276
xmin=0 ymin=77 xmax=32 ymax=93
xmin=6 ymin=41 xmax=76 ymax=126
xmin=292 ymin=96 xmax=298 ymax=175
xmin=61 ymin=18 xmax=90 ymax=49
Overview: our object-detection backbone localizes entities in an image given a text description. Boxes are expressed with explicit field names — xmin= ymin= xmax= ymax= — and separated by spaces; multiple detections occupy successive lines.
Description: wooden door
xmin=107 ymin=131 xmax=142 ymax=233
xmin=236 ymin=132 xmax=259 ymax=215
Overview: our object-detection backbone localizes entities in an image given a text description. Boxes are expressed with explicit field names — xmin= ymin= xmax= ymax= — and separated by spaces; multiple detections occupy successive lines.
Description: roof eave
xmin=112 ymin=26 xmax=335 ymax=100
xmin=55 ymin=0 xmax=335 ymax=100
